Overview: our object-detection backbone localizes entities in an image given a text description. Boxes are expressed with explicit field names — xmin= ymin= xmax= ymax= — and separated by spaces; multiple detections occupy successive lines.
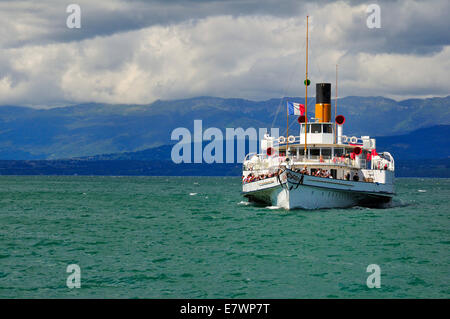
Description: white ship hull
xmin=242 ymin=169 xmax=394 ymax=210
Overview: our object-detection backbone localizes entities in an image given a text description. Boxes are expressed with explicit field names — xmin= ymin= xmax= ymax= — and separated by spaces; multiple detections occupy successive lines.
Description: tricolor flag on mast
xmin=287 ymin=101 xmax=305 ymax=116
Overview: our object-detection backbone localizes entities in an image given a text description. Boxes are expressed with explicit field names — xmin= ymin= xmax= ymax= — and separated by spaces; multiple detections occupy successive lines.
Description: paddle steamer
xmin=241 ymin=16 xmax=395 ymax=209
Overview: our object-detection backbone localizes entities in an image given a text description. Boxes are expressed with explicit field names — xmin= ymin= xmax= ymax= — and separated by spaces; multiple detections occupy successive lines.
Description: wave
xmin=265 ymin=205 xmax=282 ymax=210
xmin=380 ymin=198 xmax=410 ymax=208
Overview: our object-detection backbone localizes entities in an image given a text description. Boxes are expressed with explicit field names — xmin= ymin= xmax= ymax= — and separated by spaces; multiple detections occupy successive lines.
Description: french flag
xmin=287 ymin=101 xmax=305 ymax=116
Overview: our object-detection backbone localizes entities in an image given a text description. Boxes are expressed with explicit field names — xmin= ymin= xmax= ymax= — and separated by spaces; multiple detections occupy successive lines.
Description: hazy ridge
xmin=0 ymin=95 xmax=449 ymax=160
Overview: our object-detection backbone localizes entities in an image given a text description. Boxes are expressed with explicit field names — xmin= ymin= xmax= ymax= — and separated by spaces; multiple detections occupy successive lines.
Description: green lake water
xmin=0 ymin=176 xmax=448 ymax=298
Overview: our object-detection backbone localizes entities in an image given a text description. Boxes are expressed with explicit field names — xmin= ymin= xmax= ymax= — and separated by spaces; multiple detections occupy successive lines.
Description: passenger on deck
xmin=321 ymin=170 xmax=330 ymax=178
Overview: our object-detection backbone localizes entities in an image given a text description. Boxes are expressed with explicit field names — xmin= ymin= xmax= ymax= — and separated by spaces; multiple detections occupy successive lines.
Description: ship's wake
xmin=357 ymin=197 xmax=410 ymax=209
xmin=237 ymin=201 xmax=282 ymax=210
xmin=379 ymin=198 xmax=410 ymax=208
xmin=265 ymin=205 xmax=282 ymax=210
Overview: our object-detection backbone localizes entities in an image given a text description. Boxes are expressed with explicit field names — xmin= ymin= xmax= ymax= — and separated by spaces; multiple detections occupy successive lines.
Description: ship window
xmin=298 ymin=149 xmax=305 ymax=156
xmin=321 ymin=148 xmax=331 ymax=157
xmin=300 ymin=124 xmax=310 ymax=133
xmin=311 ymin=124 xmax=321 ymax=133
xmin=322 ymin=124 xmax=332 ymax=133
xmin=310 ymin=148 xmax=320 ymax=156
xmin=334 ymin=148 xmax=344 ymax=156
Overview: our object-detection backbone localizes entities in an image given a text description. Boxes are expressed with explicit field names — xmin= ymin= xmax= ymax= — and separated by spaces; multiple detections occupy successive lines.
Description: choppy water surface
xmin=0 ymin=176 xmax=448 ymax=298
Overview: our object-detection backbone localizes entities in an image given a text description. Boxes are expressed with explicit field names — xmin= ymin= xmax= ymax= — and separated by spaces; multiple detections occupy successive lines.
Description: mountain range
xmin=0 ymin=95 xmax=449 ymax=160
xmin=78 ymin=125 xmax=450 ymax=162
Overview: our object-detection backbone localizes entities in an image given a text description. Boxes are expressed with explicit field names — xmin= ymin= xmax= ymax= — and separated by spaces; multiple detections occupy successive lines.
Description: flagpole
xmin=304 ymin=15 xmax=309 ymax=161
xmin=286 ymin=101 xmax=289 ymax=154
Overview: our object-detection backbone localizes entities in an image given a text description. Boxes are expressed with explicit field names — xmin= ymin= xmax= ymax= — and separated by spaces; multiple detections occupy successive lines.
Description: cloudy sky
xmin=0 ymin=0 xmax=449 ymax=107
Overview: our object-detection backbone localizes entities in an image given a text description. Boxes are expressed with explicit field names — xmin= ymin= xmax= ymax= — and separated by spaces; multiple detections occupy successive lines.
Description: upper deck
xmin=273 ymin=122 xmax=373 ymax=149
xmin=247 ymin=82 xmax=395 ymax=176
xmin=252 ymin=121 xmax=394 ymax=172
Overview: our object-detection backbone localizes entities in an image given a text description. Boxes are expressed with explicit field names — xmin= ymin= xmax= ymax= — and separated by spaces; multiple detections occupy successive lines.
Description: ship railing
xmin=243 ymin=152 xmax=277 ymax=172
xmin=289 ymin=156 xmax=368 ymax=168
xmin=244 ymin=153 xmax=371 ymax=171
xmin=371 ymin=152 xmax=395 ymax=171
xmin=243 ymin=152 xmax=258 ymax=162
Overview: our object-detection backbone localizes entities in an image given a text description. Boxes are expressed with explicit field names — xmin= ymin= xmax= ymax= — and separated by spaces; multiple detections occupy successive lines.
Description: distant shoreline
xmin=0 ymin=158 xmax=448 ymax=178
xmin=0 ymin=175 xmax=448 ymax=179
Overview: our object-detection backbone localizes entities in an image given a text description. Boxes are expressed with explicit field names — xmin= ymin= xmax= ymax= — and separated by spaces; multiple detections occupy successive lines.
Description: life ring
xmin=350 ymin=136 xmax=358 ymax=144
xmin=278 ymin=136 xmax=286 ymax=144
xmin=288 ymin=135 xmax=295 ymax=143
xmin=342 ymin=136 xmax=348 ymax=143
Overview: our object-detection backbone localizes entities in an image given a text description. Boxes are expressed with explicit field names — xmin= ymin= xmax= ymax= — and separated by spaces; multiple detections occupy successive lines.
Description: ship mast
xmin=304 ymin=16 xmax=309 ymax=161
xmin=335 ymin=64 xmax=338 ymax=144
xmin=286 ymin=100 xmax=289 ymax=154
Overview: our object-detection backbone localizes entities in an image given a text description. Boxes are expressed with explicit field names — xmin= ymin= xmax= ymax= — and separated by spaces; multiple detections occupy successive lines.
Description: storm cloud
xmin=0 ymin=0 xmax=448 ymax=106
